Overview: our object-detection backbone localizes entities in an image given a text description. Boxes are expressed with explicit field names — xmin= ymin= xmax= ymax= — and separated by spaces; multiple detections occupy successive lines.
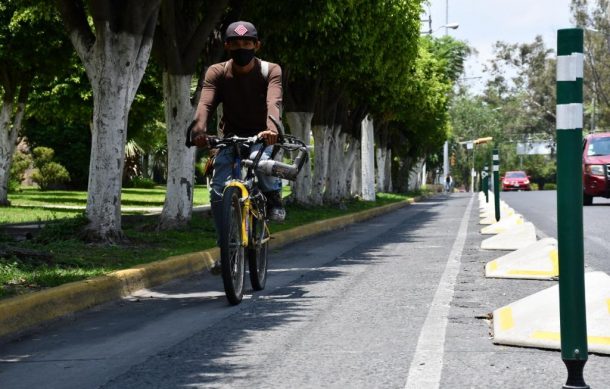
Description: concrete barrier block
xmin=485 ymin=238 xmax=558 ymax=279
xmin=481 ymin=222 xmax=537 ymax=250
xmin=492 ymin=271 xmax=610 ymax=354
xmin=481 ymin=214 xmax=524 ymax=235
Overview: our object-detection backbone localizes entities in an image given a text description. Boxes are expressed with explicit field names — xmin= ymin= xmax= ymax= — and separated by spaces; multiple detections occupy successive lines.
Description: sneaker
xmin=210 ymin=260 xmax=222 ymax=275
xmin=265 ymin=191 xmax=286 ymax=223
xmin=269 ymin=207 xmax=286 ymax=222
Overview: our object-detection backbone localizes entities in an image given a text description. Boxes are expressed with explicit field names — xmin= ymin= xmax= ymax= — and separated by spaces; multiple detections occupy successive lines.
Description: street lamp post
xmin=440 ymin=0 xmax=458 ymax=190
xmin=420 ymin=22 xmax=459 ymax=35
xmin=421 ymin=2 xmax=459 ymax=187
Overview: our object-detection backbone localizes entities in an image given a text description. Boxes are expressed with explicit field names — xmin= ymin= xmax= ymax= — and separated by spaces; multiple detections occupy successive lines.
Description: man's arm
xmin=192 ymin=65 xmax=222 ymax=146
xmin=265 ymin=63 xmax=283 ymax=134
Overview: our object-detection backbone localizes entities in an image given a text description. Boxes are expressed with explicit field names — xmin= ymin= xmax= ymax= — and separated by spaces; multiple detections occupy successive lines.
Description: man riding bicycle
xmin=191 ymin=20 xmax=286 ymax=233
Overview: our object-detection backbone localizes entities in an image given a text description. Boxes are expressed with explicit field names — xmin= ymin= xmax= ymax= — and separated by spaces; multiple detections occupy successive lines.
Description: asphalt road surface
xmin=501 ymin=190 xmax=610 ymax=274
xmin=0 ymin=193 xmax=607 ymax=388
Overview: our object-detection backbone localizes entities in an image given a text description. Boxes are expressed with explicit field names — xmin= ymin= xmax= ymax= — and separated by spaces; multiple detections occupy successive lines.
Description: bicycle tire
xmin=219 ymin=186 xmax=245 ymax=305
xmin=248 ymin=213 xmax=269 ymax=290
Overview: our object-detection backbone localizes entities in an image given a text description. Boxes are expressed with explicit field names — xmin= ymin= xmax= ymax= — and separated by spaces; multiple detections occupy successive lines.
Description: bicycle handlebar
xmin=185 ymin=116 xmax=308 ymax=181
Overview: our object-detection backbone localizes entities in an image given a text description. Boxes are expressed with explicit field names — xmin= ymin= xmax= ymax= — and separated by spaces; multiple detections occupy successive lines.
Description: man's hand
xmin=193 ymin=131 xmax=209 ymax=148
xmin=258 ymin=129 xmax=278 ymax=145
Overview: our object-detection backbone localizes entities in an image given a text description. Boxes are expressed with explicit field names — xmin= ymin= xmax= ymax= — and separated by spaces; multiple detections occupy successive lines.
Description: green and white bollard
xmin=493 ymin=149 xmax=500 ymax=222
xmin=556 ymin=28 xmax=589 ymax=389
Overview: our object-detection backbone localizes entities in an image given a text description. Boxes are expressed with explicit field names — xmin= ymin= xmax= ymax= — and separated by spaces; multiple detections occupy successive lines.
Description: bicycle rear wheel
xmin=248 ymin=214 xmax=269 ymax=290
xmin=219 ymin=186 xmax=245 ymax=305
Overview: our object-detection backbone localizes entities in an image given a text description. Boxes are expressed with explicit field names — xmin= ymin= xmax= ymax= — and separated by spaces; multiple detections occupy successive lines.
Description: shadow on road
xmin=98 ymin=196 xmax=453 ymax=388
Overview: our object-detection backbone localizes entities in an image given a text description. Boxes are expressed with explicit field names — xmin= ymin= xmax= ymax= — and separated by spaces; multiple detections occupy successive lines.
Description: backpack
xmin=222 ymin=59 xmax=270 ymax=80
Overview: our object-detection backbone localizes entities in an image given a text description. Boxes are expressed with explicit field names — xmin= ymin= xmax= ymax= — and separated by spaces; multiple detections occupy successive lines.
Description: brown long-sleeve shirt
xmin=194 ymin=58 xmax=282 ymax=137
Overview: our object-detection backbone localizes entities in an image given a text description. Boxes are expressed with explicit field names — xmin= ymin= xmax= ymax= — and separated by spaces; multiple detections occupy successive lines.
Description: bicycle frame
xmin=222 ymin=142 xmax=267 ymax=248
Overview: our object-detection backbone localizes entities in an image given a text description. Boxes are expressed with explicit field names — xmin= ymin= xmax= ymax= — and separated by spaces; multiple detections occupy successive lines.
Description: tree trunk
xmin=158 ymin=73 xmax=196 ymax=230
xmin=351 ymin=146 xmax=362 ymax=197
xmin=375 ymin=146 xmax=393 ymax=193
xmin=311 ymin=124 xmax=331 ymax=205
xmin=385 ymin=148 xmax=393 ymax=192
xmin=285 ymin=112 xmax=313 ymax=205
xmin=394 ymin=158 xmax=411 ymax=193
xmin=82 ymin=28 xmax=156 ymax=242
xmin=375 ymin=145 xmax=386 ymax=193
xmin=0 ymin=99 xmax=25 ymax=206
xmin=325 ymin=127 xmax=359 ymax=203
xmin=338 ymin=135 xmax=359 ymax=201
xmin=324 ymin=126 xmax=344 ymax=203
xmin=361 ymin=115 xmax=375 ymax=201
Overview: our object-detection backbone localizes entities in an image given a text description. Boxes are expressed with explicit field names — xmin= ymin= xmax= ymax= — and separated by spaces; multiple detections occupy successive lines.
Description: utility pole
xmin=442 ymin=0 xmax=450 ymax=188
xmin=445 ymin=0 xmax=449 ymax=36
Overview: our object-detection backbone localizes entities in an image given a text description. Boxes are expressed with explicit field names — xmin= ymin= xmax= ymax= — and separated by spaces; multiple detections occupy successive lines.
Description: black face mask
xmin=230 ymin=48 xmax=255 ymax=67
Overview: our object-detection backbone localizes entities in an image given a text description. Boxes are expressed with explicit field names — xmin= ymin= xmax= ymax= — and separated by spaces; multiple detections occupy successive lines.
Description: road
xmin=502 ymin=190 xmax=610 ymax=274
xmin=0 ymin=193 xmax=607 ymax=388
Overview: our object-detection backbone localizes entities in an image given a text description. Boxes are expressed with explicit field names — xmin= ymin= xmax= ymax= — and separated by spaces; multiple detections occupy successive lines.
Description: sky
xmin=426 ymin=0 xmax=574 ymax=94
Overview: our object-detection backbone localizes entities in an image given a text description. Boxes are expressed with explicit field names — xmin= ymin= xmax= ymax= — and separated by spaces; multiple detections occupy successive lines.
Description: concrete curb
xmin=0 ymin=197 xmax=418 ymax=340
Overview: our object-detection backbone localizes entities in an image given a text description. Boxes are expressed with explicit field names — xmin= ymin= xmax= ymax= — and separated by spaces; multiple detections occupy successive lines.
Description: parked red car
xmin=501 ymin=171 xmax=531 ymax=191
xmin=583 ymin=132 xmax=610 ymax=205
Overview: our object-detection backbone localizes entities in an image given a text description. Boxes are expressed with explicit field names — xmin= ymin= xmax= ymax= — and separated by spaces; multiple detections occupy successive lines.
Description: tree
xmin=572 ymin=0 xmax=610 ymax=131
xmin=0 ymin=1 xmax=71 ymax=205
xmin=389 ymin=36 xmax=470 ymax=191
xmin=153 ymin=0 xmax=230 ymax=230
xmin=56 ymin=0 xmax=162 ymax=242
xmin=24 ymin=55 xmax=92 ymax=189
xmin=483 ymin=36 xmax=556 ymax=139
xmin=244 ymin=0 xmax=423 ymax=203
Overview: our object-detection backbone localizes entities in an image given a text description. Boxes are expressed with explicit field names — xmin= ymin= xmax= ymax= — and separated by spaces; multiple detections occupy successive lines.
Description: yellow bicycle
xmin=195 ymin=117 xmax=308 ymax=304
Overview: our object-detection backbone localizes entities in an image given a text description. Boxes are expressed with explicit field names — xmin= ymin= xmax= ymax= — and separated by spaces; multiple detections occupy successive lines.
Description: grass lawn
xmin=0 ymin=190 xmax=426 ymax=299
xmin=2 ymin=186 xmax=212 ymax=224
xmin=3 ymin=186 xmax=293 ymax=224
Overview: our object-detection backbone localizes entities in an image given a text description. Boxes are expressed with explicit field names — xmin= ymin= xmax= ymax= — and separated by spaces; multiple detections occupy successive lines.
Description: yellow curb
xmin=0 ymin=197 xmax=419 ymax=340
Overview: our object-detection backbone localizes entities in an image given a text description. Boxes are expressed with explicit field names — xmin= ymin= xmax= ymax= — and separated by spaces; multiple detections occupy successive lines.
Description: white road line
xmin=404 ymin=194 xmax=474 ymax=389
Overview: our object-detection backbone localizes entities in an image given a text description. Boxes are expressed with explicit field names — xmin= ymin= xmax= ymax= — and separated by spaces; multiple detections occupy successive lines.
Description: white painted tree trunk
xmin=408 ymin=158 xmax=426 ymax=191
xmin=158 ymin=73 xmax=196 ymax=230
xmin=285 ymin=112 xmax=313 ymax=204
xmin=338 ymin=136 xmax=359 ymax=201
xmin=375 ymin=145 xmax=386 ymax=193
xmin=385 ymin=148 xmax=393 ymax=192
xmin=311 ymin=124 xmax=331 ymax=205
xmin=325 ymin=127 xmax=359 ymax=203
xmin=351 ymin=147 xmax=362 ymax=197
xmin=361 ymin=115 xmax=375 ymax=201
xmin=324 ymin=126 xmax=344 ymax=203
xmin=0 ymin=100 xmax=24 ymax=206
xmin=376 ymin=146 xmax=393 ymax=193
xmin=75 ymin=27 xmax=155 ymax=242
xmin=420 ymin=161 xmax=427 ymax=189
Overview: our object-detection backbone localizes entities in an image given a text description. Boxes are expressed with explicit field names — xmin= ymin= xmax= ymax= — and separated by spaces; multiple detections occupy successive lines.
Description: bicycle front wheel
xmin=248 ymin=214 xmax=269 ymax=291
xmin=219 ymin=186 xmax=245 ymax=305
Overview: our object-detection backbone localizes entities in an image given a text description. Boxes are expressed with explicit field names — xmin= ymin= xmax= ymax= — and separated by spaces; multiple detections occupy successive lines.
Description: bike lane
xmin=0 ymin=193 xmax=470 ymax=388
xmin=100 ymin=194 xmax=474 ymax=388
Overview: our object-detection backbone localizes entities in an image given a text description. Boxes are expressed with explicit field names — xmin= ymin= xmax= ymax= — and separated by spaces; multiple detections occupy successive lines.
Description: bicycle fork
xmin=225 ymin=181 xmax=251 ymax=247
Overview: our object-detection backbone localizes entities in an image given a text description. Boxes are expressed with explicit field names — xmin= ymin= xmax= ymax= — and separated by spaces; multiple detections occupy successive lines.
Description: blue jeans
xmin=209 ymin=144 xmax=281 ymax=239
xmin=210 ymin=143 xmax=281 ymax=205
